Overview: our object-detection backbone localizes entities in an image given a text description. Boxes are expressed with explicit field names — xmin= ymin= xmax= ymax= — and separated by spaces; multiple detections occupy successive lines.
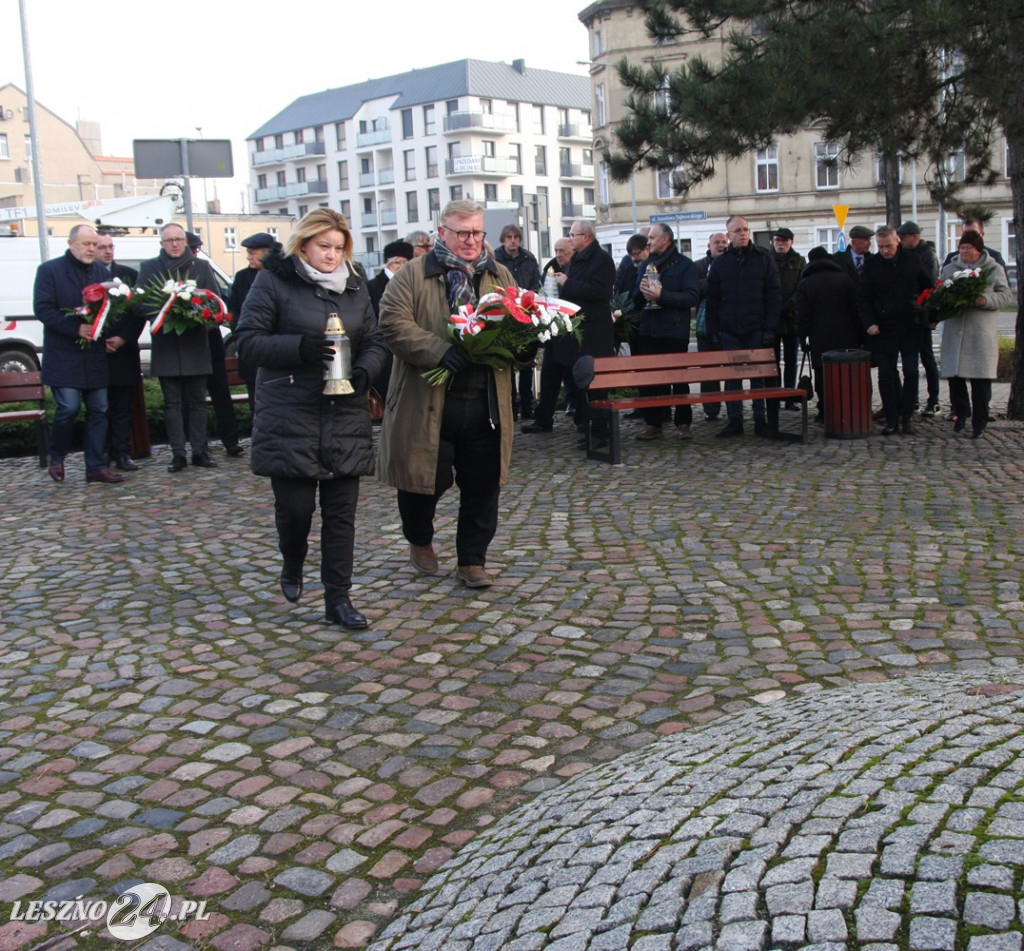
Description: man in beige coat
xmin=378 ymin=200 xmax=515 ymax=588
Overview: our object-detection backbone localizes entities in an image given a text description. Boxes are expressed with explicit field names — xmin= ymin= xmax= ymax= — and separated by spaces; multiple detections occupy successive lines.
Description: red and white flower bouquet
xmin=67 ymin=278 xmax=135 ymax=348
xmin=916 ymin=265 xmax=992 ymax=323
xmin=423 ymin=286 xmax=582 ymax=386
xmin=140 ymin=277 xmax=231 ymax=335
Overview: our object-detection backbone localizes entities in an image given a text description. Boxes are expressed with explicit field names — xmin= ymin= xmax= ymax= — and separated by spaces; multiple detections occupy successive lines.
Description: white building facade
xmin=246 ymin=60 xmax=591 ymax=272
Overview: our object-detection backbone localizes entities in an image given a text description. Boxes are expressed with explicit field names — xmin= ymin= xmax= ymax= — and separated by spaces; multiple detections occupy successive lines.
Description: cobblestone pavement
xmin=1 ymin=391 xmax=1023 ymax=950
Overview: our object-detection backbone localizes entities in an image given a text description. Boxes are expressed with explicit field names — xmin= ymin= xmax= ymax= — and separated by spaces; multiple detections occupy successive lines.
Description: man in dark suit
xmin=228 ymin=232 xmax=280 ymax=405
xmin=96 ymin=234 xmax=143 ymax=471
xmin=834 ymin=224 xmax=874 ymax=282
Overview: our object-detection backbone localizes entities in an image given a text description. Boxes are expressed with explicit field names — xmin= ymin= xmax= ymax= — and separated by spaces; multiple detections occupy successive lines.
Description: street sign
xmin=649 ymin=211 xmax=707 ymax=224
xmin=133 ymin=139 xmax=234 ymax=179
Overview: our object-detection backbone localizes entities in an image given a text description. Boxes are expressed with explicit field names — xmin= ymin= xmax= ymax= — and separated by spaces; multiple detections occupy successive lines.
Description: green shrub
xmin=997 ymin=336 xmax=1016 ymax=382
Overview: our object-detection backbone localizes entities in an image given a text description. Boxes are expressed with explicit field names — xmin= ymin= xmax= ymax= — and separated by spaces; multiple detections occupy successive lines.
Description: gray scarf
xmin=298 ymin=257 xmax=350 ymax=295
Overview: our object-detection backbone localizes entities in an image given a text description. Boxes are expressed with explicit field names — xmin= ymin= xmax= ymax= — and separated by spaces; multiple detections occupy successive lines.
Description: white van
xmin=0 ymin=234 xmax=233 ymax=373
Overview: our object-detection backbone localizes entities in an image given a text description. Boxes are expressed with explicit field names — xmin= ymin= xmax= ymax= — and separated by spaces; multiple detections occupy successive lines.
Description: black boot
xmin=325 ymin=598 xmax=368 ymax=629
xmin=114 ymin=453 xmax=139 ymax=472
xmin=280 ymin=562 xmax=303 ymax=603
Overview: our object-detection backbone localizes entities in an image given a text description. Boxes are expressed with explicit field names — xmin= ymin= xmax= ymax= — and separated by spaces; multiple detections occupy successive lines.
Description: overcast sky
xmin=1 ymin=0 xmax=592 ymax=214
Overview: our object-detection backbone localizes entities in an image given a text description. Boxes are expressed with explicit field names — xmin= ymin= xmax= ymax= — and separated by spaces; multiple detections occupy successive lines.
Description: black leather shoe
xmin=972 ymin=422 xmax=987 ymax=439
xmin=576 ymin=436 xmax=608 ymax=450
xmin=280 ymin=566 xmax=303 ymax=603
xmin=715 ymin=420 xmax=744 ymax=438
xmin=167 ymin=455 xmax=188 ymax=472
xmin=954 ymin=417 xmax=967 ymax=433
xmin=191 ymin=453 xmax=218 ymax=468
xmin=521 ymin=422 xmax=553 ymax=434
xmin=753 ymin=420 xmax=771 ymax=438
xmin=325 ymin=599 xmax=368 ymax=629
xmin=114 ymin=453 xmax=139 ymax=472
xmin=882 ymin=425 xmax=898 ymax=436
xmin=225 ymin=444 xmax=245 ymax=458
xmin=902 ymin=420 xmax=916 ymax=436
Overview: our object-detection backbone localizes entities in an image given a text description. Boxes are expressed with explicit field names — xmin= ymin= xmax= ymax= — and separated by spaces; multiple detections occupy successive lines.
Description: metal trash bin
xmin=822 ymin=348 xmax=872 ymax=438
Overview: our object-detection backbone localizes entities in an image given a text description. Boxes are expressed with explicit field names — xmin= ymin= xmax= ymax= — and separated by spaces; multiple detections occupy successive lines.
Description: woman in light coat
xmin=938 ymin=231 xmax=1013 ymax=438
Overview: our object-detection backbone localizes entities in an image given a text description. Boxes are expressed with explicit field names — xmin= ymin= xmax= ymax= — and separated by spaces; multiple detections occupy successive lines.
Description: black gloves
xmin=299 ymin=334 xmax=333 ymax=367
xmin=350 ymin=368 xmax=369 ymax=394
xmin=439 ymin=346 xmax=470 ymax=375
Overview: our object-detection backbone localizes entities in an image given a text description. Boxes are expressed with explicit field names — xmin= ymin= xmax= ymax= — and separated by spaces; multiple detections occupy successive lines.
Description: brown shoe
xmin=410 ymin=543 xmax=439 ymax=575
xmin=48 ymin=459 xmax=65 ymax=482
xmin=86 ymin=468 xmax=126 ymax=484
xmin=635 ymin=426 xmax=663 ymax=441
xmin=456 ymin=565 xmax=493 ymax=588
xmin=677 ymin=425 xmax=693 ymax=439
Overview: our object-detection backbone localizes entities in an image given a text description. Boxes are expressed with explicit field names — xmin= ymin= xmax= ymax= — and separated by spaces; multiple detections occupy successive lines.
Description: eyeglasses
xmin=416 ymin=242 xmax=432 ymax=249
xmin=162 ymin=237 xmax=186 ymax=244
xmin=568 ymin=231 xmax=586 ymax=239
xmin=444 ymin=228 xmax=486 ymax=242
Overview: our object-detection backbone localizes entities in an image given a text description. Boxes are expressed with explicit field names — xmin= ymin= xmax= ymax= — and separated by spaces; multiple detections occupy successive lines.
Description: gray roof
xmin=248 ymin=59 xmax=591 ymax=141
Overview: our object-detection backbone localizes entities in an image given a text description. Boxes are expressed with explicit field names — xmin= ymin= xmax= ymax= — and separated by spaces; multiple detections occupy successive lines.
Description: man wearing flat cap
xmin=834 ymin=225 xmax=874 ymax=282
xmin=770 ymin=227 xmax=806 ymax=405
xmin=897 ymin=221 xmax=941 ymax=414
xmin=228 ymin=232 xmax=282 ymax=405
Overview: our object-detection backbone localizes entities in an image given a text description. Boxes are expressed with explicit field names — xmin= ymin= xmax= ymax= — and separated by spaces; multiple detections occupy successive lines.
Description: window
xmin=450 ymin=184 xmax=463 ymax=201
xmin=274 ymin=134 xmax=284 ymax=149
xmin=257 ymin=173 xmax=267 ymax=189
xmin=277 ymin=207 xmax=288 ymax=215
xmin=276 ymin=170 xmax=286 ymax=187
xmin=314 ymin=125 xmax=324 ymax=142
xmin=446 ymin=99 xmax=459 ymax=115
xmin=402 ymin=108 xmax=414 ymax=139
xmin=267 ymin=227 xmax=279 ymax=240
xmin=335 ymin=122 xmax=346 ymax=150
xmin=561 ymin=187 xmax=574 ymax=216
xmin=363 ymin=196 xmax=373 ymax=214
xmin=482 ymin=140 xmax=496 ymax=157
xmin=406 ymin=191 xmax=419 ymax=221
xmin=447 ymin=141 xmax=462 ymax=161
xmin=425 ymin=145 xmax=438 ymax=177
xmin=532 ymin=104 xmax=545 ymax=134
xmin=479 ymin=98 xmax=493 ymax=114
xmin=295 ymin=129 xmax=305 ymax=145
xmin=598 ymin=162 xmax=610 ymax=204
xmin=559 ymin=147 xmax=571 ymax=173
xmin=337 ymin=160 xmax=349 ymax=189
xmin=366 ymin=236 xmax=376 ymax=254
xmin=296 ymin=166 xmax=307 ymax=183
xmin=316 ymin=163 xmax=326 ymax=181
xmin=947 ymin=149 xmax=966 ymax=183
xmin=1006 ymin=216 xmax=1016 ymax=263
xmin=428 ymin=188 xmax=440 ymax=213
xmin=484 ymin=183 xmax=497 ymax=202
xmin=423 ymin=104 xmax=436 ymax=135
xmin=814 ymin=142 xmax=840 ymax=189
xmin=755 ymin=146 xmax=779 ymax=192
xmin=507 ymin=102 xmax=520 ymax=131
xmin=583 ymin=148 xmax=593 ymax=166
xmin=404 ymin=149 xmax=416 ymax=181
xmin=297 ymin=204 xmax=308 ymax=217
xmin=339 ymin=200 xmax=350 ymax=219
xmin=23 ymin=134 xmax=32 ymax=162
xmin=224 ymin=228 xmax=237 ymax=251
xmin=535 ymin=145 xmax=547 ymax=175
xmin=591 ymin=28 xmax=603 ymax=58
xmin=595 ymin=85 xmax=606 ymax=127
xmin=875 ymin=153 xmax=903 ymax=186
xmin=816 ymin=227 xmax=840 ymax=253
xmin=511 ymin=184 xmax=524 ymax=207
xmin=656 ymin=163 xmax=685 ymax=198
xmin=509 ymin=143 xmax=522 ymax=174
xmin=584 ymin=187 xmax=595 ymax=205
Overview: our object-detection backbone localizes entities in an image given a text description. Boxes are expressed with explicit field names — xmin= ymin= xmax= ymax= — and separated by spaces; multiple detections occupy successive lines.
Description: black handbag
xmin=797 ymin=350 xmax=814 ymax=400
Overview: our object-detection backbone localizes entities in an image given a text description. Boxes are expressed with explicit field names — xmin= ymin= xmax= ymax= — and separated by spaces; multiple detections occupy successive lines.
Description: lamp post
xmin=196 ymin=127 xmax=211 ymax=249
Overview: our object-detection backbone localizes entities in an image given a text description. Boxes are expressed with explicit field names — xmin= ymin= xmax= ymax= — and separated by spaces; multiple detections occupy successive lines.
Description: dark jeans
xmin=918 ymin=325 xmax=939 ymax=404
xmin=876 ymin=342 xmax=920 ymax=425
xmin=161 ymin=375 xmax=209 ymax=458
xmin=511 ymin=366 xmax=535 ymax=416
xmin=107 ymin=384 xmax=135 ymax=457
xmin=271 ymin=476 xmax=360 ymax=606
xmin=397 ymin=391 xmax=501 ymax=567
xmin=50 ymin=385 xmax=108 ymax=473
xmin=634 ymin=334 xmax=692 ymax=428
xmin=776 ymin=332 xmax=798 ymax=389
xmin=534 ymin=345 xmax=574 ymax=429
xmin=695 ymin=333 xmax=720 ymax=418
xmin=720 ymin=329 xmax=770 ymax=422
xmin=205 ymin=329 xmax=240 ymax=448
xmin=948 ymin=377 xmax=991 ymax=430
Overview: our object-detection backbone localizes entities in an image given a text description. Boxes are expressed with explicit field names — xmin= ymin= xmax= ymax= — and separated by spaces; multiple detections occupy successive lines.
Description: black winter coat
xmin=705 ymin=244 xmax=781 ymax=341
xmin=634 ymin=248 xmax=699 ymax=340
xmin=104 ymin=262 xmax=144 ymax=386
xmin=494 ymin=246 xmax=543 ymax=292
xmin=137 ymin=250 xmax=220 ymax=378
xmin=34 ymin=250 xmax=108 ymax=389
xmin=235 ymin=252 xmax=388 ymax=480
xmin=771 ymin=248 xmax=806 ymax=334
xmin=857 ymin=248 xmax=932 ymax=355
xmin=795 ymin=259 xmax=862 ymax=363
xmin=553 ymin=238 xmax=616 ymax=363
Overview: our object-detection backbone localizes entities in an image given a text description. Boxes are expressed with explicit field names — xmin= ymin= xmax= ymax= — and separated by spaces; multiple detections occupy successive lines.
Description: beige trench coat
xmin=377 ymin=253 xmax=515 ymax=495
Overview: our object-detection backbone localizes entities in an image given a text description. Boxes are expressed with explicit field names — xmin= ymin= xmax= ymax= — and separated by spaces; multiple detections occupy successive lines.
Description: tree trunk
xmin=1004 ymin=12 xmax=1024 ymax=419
xmin=883 ymin=152 xmax=903 ymax=226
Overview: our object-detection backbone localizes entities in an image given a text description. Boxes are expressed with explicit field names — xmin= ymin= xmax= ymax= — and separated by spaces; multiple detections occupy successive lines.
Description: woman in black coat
xmin=235 ymin=209 xmax=387 ymax=629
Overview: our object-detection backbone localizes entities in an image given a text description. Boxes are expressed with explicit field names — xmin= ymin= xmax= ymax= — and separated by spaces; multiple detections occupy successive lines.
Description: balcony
xmin=353 ymin=250 xmax=382 ymax=272
xmin=558 ymin=123 xmax=593 ymax=141
xmin=358 ymin=171 xmax=376 ymax=188
xmin=445 ymin=155 xmax=521 ymax=177
xmin=360 ymin=208 xmax=398 ymax=228
xmin=443 ymin=111 xmax=518 ymax=134
xmin=255 ymin=180 xmax=329 ymax=202
xmin=378 ymin=167 xmax=395 ymax=185
xmin=560 ymin=163 xmax=596 ymax=181
xmin=560 ymin=203 xmax=597 ymax=219
xmin=356 ymin=126 xmax=392 ymax=147
xmin=251 ymin=141 xmax=326 ymax=166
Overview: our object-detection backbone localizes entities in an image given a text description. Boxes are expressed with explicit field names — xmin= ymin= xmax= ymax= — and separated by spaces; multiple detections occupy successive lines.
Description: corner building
xmin=246 ymin=60 xmax=591 ymax=273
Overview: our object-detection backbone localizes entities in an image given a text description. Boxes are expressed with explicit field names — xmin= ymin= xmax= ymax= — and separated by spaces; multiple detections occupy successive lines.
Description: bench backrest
xmin=0 ymin=370 xmax=45 ymax=405
xmin=590 ymin=348 xmax=778 ymax=389
xmin=224 ymin=356 xmax=245 ymax=388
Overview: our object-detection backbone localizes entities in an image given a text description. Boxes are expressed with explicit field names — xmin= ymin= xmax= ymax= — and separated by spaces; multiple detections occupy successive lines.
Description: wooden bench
xmin=584 ymin=347 xmax=808 ymax=463
xmin=223 ymin=356 xmax=249 ymax=404
xmin=0 ymin=370 xmax=49 ymax=468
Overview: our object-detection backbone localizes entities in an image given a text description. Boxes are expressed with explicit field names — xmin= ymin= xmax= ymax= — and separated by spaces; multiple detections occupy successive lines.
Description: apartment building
xmin=246 ymin=59 xmax=592 ymax=271
xmin=577 ymin=0 xmax=1015 ymax=267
